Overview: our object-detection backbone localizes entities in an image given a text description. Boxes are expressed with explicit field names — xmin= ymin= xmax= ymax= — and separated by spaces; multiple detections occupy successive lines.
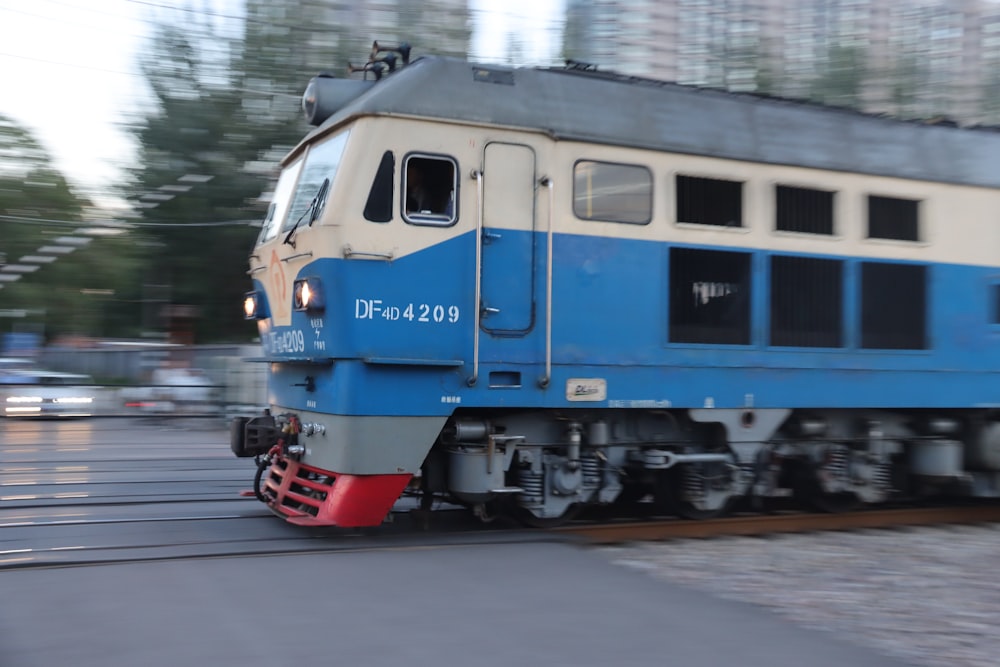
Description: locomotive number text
xmin=355 ymin=299 xmax=460 ymax=324
xmin=266 ymin=329 xmax=306 ymax=354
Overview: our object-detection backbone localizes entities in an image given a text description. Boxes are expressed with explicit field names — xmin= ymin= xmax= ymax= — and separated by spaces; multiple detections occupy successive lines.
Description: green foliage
xmin=0 ymin=114 xmax=144 ymax=341
xmin=750 ymin=38 xmax=780 ymax=97
xmin=0 ymin=114 xmax=83 ymax=261
xmin=982 ymin=63 xmax=1000 ymax=125
xmin=127 ymin=17 xmax=302 ymax=343
xmin=809 ymin=44 xmax=867 ymax=108
xmin=561 ymin=1 xmax=589 ymax=64
xmin=128 ymin=2 xmax=471 ymax=343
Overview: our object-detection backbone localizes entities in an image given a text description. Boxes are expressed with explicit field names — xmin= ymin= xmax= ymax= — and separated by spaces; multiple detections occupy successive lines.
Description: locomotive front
xmin=230 ymin=45 xmax=458 ymax=526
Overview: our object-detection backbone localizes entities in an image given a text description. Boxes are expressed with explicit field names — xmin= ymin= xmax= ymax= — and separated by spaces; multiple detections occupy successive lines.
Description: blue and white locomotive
xmin=231 ymin=42 xmax=1000 ymax=527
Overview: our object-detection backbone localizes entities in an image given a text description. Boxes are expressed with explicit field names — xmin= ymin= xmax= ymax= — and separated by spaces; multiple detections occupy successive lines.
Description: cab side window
xmin=364 ymin=151 xmax=395 ymax=223
xmin=403 ymin=154 xmax=457 ymax=226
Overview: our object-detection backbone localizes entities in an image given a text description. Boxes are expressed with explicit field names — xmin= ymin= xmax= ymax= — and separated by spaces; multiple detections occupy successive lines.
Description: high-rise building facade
xmin=564 ymin=0 xmax=1000 ymax=124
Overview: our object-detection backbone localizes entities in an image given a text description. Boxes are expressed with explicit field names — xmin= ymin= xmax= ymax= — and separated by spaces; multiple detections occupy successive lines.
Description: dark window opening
xmin=364 ymin=151 xmax=395 ymax=223
xmin=861 ymin=262 xmax=927 ymax=350
xmin=472 ymin=67 xmax=515 ymax=85
xmin=776 ymin=185 xmax=834 ymax=235
xmin=403 ymin=155 xmax=457 ymax=225
xmin=573 ymin=160 xmax=652 ymax=224
xmin=993 ymin=285 xmax=1000 ymax=325
xmin=676 ymin=175 xmax=743 ymax=227
xmin=868 ymin=195 xmax=919 ymax=241
xmin=770 ymin=256 xmax=843 ymax=347
xmin=669 ymin=248 xmax=752 ymax=345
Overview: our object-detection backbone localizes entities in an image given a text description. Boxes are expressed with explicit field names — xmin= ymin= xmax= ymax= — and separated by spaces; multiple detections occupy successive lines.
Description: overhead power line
xmin=0 ymin=52 xmax=301 ymax=98
xmin=0 ymin=213 xmax=257 ymax=228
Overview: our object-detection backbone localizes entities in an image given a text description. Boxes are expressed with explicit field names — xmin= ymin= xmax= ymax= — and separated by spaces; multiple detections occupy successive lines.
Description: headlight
xmin=5 ymin=396 xmax=42 ymax=416
xmin=53 ymin=396 xmax=94 ymax=405
xmin=7 ymin=396 xmax=43 ymax=403
xmin=244 ymin=290 xmax=268 ymax=320
xmin=293 ymin=277 xmax=324 ymax=312
xmin=5 ymin=406 xmax=41 ymax=415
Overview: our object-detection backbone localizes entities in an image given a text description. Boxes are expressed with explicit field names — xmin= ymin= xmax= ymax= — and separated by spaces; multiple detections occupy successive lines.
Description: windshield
xmin=257 ymin=158 xmax=303 ymax=244
xmin=282 ymin=129 xmax=351 ymax=232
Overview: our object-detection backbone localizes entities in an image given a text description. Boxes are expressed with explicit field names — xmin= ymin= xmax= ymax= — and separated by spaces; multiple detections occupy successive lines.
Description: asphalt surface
xmin=0 ymin=542 xmax=918 ymax=667
xmin=0 ymin=418 xmax=916 ymax=667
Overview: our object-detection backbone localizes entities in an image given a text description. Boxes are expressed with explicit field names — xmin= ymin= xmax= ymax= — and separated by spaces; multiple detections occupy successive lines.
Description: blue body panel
xmin=255 ymin=230 xmax=1000 ymax=416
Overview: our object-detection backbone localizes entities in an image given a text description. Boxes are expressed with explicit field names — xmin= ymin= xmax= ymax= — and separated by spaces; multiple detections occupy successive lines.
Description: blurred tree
xmin=888 ymin=53 xmax=924 ymax=119
xmin=561 ymin=2 xmax=590 ymax=65
xmin=128 ymin=14 xmax=295 ymax=344
xmin=393 ymin=0 xmax=470 ymax=57
xmin=129 ymin=1 xmax=470 ymax=343
xmin=751 ymin=38 xmax=780 ymax=97
xmin=982 ymin=62 xmax=1000 ymax=125
xmin=721 ymin=42 xmax=766 ymax=94
xmin=0 ymin=115 xmax=142 ymax=342
xmin=0 ymin=115 xmax=82 ymax=272
xmin=809 ymin=43 xmax=867 ymax=108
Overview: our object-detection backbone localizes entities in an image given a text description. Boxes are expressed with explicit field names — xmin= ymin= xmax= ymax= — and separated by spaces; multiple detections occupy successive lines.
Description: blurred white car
xmin=122 ymin=367 xmax=214 ymax=413
xmin=1 ymin=369 xmax=96 ymax=418
xmin=0 ymin=357 xmax=34 ymax=382
xmin=152 ymin=367 xmax=212 ymax=401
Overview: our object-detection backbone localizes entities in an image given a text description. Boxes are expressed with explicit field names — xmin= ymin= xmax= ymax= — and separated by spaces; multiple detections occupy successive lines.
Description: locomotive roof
xmin=307 ymin=55 xmax=1000 ymax=190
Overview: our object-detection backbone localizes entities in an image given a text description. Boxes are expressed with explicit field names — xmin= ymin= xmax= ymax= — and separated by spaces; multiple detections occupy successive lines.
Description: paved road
xmin=0 ymin=417 xmax=916 ymax=667
xmin=1 ymin=542 xmax=917 ymax=667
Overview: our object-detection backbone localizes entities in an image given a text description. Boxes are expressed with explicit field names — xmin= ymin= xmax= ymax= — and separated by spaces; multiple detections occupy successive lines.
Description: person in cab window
xmin=406 ymin=162 xmax=431 ymax=214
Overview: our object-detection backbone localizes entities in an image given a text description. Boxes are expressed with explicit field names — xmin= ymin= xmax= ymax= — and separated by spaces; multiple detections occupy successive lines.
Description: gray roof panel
xmin=307 ymin=56 xmax=1000 ymax=189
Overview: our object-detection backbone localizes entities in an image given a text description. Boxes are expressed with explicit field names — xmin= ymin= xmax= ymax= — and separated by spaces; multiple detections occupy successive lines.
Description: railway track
xmin=556 ymin=503 xmax=1000 ymax=543
xmin=9 ymin=417 xmax=1000 ymax=568
xmin=9 ymin=498 xmax=1000 ymax=569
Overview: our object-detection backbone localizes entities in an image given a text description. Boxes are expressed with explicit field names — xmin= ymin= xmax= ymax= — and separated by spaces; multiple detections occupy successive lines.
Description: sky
xmin=0 ymin=0 xmax=565 ymax=209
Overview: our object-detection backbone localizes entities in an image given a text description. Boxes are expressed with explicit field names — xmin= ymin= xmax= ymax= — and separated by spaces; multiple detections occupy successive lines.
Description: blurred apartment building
xmin=237 ymin=0 xmax=471 ymax=167
xmin=241 ymin=0 xmax=470 ymax=119
xmin=564 ymin=0 xmax=1000 ymax=124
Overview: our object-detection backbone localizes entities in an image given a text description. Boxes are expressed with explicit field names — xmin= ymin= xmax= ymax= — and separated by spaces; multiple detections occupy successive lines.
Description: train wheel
xmin=655 ymin=462 xmax=735 ymax=520
xmin=794 ymin=476 xmax=862 ymax=512
xmin=810 ymin=491 xmax=862 ymax=513
xmin=472 ymin=500 xmax=504 ymax=524
xmin=795 ymin=444 xmax=862 ymax=513
xmin=513 ymin=504 xmax=583 ymax=528
xmin=615 ymin=483 xmax=653 ymax=510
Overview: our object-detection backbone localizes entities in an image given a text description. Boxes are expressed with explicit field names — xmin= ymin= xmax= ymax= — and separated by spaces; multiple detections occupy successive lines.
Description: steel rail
xmin=554 ymin=504 xmax=1000 ymax=544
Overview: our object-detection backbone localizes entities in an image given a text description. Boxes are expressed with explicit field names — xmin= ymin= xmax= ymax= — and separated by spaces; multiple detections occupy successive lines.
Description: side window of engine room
xmin=867 ymin=195 xmax=920 ymax=242
xmin=676 ymin=175 xmax=743 ymax=228
xmin=860 ymin=262 xmax=928 ymax=350
xmin=770 ymin=255 xmax=844 ymax=347
xmin=573 ymin=160 xmax=652 ymax=224
xmin=775 ymin=185 xmax=835 ymax=235
xmin=403 ymin=154 xmax=457 ymax=226
xmin=669 ymin=248 xmax=752 ymax=345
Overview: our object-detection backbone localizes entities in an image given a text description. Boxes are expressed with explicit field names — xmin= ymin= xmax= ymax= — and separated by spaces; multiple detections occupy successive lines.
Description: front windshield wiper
xmin=283 ymin=178 xmax=330 ymax=248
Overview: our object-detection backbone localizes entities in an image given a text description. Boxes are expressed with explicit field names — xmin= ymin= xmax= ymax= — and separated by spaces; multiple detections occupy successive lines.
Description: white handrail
xmin=469 ymin=169 xmax=484 ymax=386
xmin=540 ymin=177 xmax=553 ymax=388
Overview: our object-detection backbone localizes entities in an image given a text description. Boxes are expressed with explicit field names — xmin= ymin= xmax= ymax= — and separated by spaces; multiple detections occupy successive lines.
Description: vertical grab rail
xmin=539 ymin=177 xmax=553 ymax=388
xmin=469 ymin=169 xmax=485 ymax=386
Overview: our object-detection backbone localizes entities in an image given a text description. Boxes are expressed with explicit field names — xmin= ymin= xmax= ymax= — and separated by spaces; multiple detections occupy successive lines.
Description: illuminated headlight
xmin=5 ymin=406 xmax=41 ymax=415
xmin=53 ymin=396 xmax=94 ymax=405
xmin=244 ymin=290 xmax=268 ymax=320
xmin=293 ymin=277 xmax=324 ymax=312
xmin=7 ymin=396 xmax=43 ymax=404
